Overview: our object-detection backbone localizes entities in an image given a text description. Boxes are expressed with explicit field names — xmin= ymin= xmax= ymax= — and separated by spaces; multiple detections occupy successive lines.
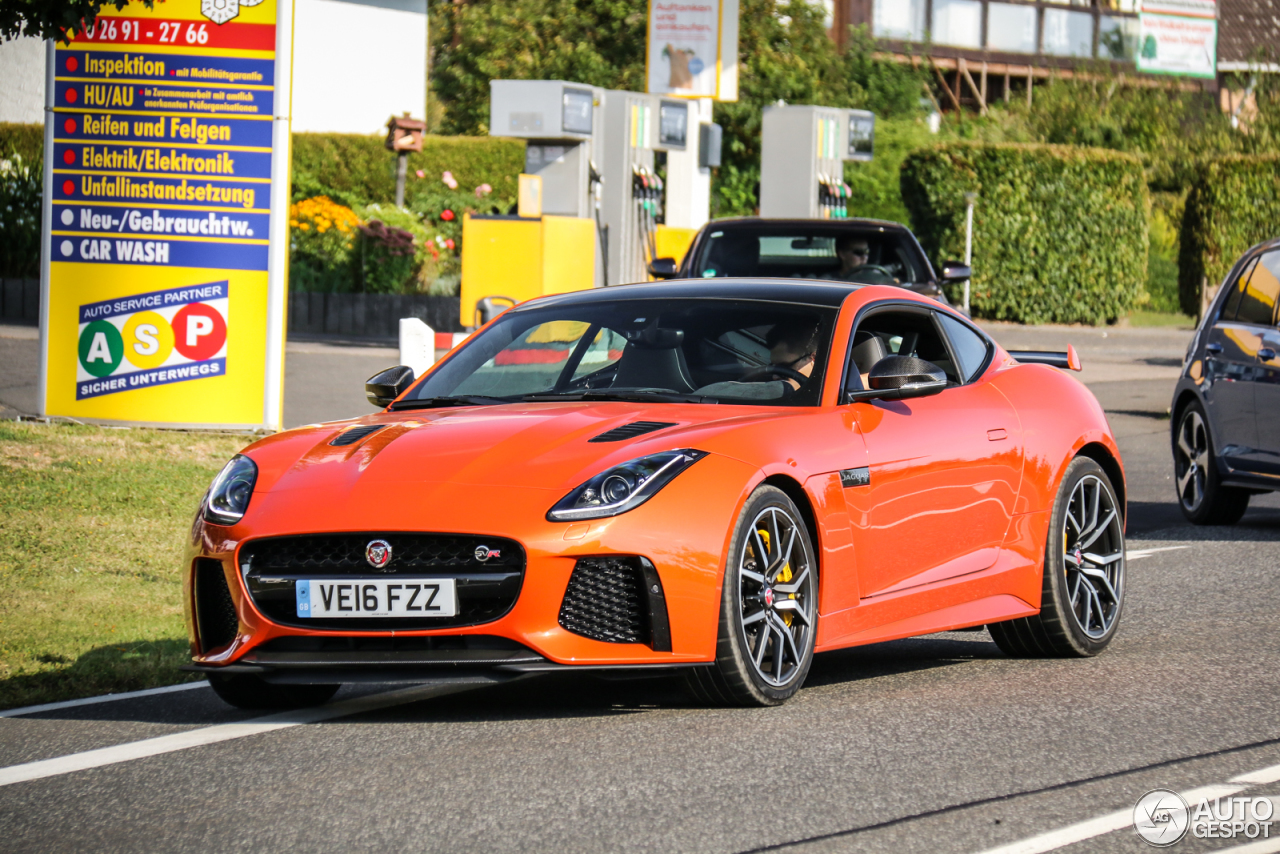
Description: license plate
xmin=296 ymin=579 xmax=458 ymax=618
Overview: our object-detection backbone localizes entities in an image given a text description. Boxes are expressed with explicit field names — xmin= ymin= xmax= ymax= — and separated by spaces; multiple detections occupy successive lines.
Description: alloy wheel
xmin=737 ymin=506 xmax=816 ymax=687
xmin=1175 ymin=408 xmax=1211 ymax=512
xmin=1062 ymin=474 xmax=1125 ymax=639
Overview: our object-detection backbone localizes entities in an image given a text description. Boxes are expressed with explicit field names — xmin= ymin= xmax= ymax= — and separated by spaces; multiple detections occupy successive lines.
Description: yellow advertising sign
xmin=40 ymin=0 xmax=291 ymax=428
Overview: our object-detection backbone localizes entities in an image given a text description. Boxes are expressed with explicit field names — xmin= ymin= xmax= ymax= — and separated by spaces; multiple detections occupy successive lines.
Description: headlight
xmin=204 ymin=455 xmax=258 ymax=525
xmin=548 ymin=450 xmax=707 ymax=521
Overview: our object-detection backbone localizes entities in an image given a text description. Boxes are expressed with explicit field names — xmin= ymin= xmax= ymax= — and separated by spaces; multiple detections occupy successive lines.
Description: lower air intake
xmin=194 ymin=558 xmax=239 ymax=653
xmin=558 ymin=557 xmax=649 ymax=644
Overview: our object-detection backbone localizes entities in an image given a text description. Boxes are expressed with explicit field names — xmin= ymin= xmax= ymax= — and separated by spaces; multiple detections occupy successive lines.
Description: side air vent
xmin=194 ymin=558 xmax=239 ymax=653
xmin=558 ymin=556 xmax=671 ymax=649
xmin=588 ymin=421 xmax=677 ymax=443
xmin=330 ymin=425 xmax=385 ymax=446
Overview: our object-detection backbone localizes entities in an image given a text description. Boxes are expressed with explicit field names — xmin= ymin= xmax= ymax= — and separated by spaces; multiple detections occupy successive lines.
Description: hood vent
xmin=588 ymin=421 xmax=677 ymax=443
xmin=329 ymin=425 xmax=385 ymax=447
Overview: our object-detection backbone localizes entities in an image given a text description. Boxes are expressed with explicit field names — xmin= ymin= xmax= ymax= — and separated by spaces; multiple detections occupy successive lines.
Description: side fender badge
xmin=840 ymin=467 xmax=870 ymax=488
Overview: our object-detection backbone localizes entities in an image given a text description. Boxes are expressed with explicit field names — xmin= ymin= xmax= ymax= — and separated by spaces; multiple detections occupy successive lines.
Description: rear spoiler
xmin=1008 ymin=344 xmax=1082 ymax=372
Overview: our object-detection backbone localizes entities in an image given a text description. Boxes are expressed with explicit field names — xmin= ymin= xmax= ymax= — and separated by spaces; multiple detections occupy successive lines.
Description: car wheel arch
xmin=1074 ymin=442 xmax=1126 ymax=524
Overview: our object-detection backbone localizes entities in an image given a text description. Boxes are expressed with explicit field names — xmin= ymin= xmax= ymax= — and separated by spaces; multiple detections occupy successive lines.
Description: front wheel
xmin=989 ymin=457 xmax=1125 ymax=658
xmin=207 ymin=673 xmax=339 ymax=710
xmin=1173 ymin=400 xmax=1250 ymax=525
xmin=685 ymin=486 xmax=818 ymax=706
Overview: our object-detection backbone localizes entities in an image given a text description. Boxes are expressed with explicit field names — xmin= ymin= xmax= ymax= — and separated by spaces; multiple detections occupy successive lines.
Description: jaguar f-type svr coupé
xmin=184 ymin=280 xmax=1126 ymax=708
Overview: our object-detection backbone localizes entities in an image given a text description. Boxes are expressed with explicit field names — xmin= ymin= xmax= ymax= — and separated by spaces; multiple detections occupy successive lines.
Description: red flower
xmin=441 ymin=209 xmax=455 ymax=222
xmin=445 ymin=238 xmax=455 ymax=250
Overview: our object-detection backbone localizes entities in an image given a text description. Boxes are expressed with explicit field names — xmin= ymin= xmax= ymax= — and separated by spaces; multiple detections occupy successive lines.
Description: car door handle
xmin=987 ymin=428 xmax=1007 ymax=441
xmin=1260 ymin=348 xmax=1277 ymax=361
xmin=1205 ymin=342 xmax=1223 ymax=355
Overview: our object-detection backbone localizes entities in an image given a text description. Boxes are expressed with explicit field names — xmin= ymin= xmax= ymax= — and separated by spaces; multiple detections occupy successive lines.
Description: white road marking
xmin=971 ymin=762 xmax=1280 ymax=854
xmin=1126 ymin=545 xmax=1191 ymax=561
xmin=0 ymin=681 xmax=208 ymax=718
xmin=0 ymin=683 xmax=467 ymax=787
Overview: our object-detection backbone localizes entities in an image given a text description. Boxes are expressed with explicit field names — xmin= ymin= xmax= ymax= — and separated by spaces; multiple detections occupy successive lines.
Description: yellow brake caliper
xmin=758 ymin=528 xmax=796 ymax=627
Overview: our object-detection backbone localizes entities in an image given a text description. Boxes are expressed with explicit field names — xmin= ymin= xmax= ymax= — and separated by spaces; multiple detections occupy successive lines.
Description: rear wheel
xmin=207 ymin=673 xmax=339 ymax=710
xmin=1173 ymin=400 xmax=1250 ymax=525
xmin=989 ymin=457 xmax=1125 ymax=658
xmin=685 ymin=486 xmax=818 ymax=706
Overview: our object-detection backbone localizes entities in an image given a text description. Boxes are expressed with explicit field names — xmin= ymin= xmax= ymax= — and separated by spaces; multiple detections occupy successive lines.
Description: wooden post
xmin=980 ymin=62 xmax=988 ymax=106
xmin=1004 ymin=70 xmax=1011 ymax=103
xmin=960 ymin=58 xmax=988 ymax=116
xmin=1026 ymin=67 xmax=1034 ymax=108
xmin=933 ymin=63 xmax=962 ymax=112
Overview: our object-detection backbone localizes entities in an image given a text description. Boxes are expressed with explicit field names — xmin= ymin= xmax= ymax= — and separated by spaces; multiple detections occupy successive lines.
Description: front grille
xmin=589 ymin=421 xmax=677 ymax=443
xmin=559 ymin=557 xmax=650 ymax=644
xmin=194 ymin=558 xmax=239 ymax=653
xmin=239 ymin=533 xmax=525 ymax=631
xmin=329 ymin=425 xmax=384 ymax=446
xmin=241 ymin=533 xmax=521 ymax=573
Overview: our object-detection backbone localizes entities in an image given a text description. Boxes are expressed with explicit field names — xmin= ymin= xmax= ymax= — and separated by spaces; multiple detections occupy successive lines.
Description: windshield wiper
xmin=522 ymin=391 xmax=717 ymax=404
xmin=390 ymin=395 xmax=513 ymax=411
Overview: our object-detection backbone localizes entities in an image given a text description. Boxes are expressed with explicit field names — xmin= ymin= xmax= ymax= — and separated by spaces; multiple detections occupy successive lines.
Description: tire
xmin=685 ymin=486 xmax=818 ymax=706
xmin=989 ymin=457 xmax=1125 ymax=658
xmin=207 ymin=673 xmax=340 ymax=710
xmin=1173 ymin=400 xmax=1250 ymax=525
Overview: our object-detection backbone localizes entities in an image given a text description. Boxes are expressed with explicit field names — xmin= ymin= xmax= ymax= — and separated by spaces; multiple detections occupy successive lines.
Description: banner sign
xmin=646 ymin=0 xmax=738 ymax=101
xmin=1138 ymin=1 xmax=1217 ymax=79
xmin=40 ymin=0 xmax=291 ymax=428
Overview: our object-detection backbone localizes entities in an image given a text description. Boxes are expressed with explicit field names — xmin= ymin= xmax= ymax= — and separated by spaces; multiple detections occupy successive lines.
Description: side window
xmin=937 ymin=313 xmax=992 ymax=382
xmin=1221 ymin=256 xmax=1259 ymax=322
xmin=847 ymin=309 xmax=960 ymax=390
xmin=1240 ymin=250 xmax=1280 ymax=326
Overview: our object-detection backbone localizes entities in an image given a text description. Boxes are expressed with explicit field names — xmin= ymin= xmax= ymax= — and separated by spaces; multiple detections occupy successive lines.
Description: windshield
xmin=399 ymin=298 xmax=838 ymax=407
xmin=690 ymin=226 xmax=926 ymax=286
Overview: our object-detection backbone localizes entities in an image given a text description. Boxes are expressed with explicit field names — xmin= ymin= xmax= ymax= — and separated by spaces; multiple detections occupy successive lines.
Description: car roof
xmin=514 ymin=279 xmax=864 ymax=310
xmin=700 ymin=216 xmax=912 ymax=232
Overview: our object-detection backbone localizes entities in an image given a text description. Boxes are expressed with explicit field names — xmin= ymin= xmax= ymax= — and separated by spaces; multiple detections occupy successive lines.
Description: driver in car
xmin=694 ymin=319 xmax=818 ymax=401
xmin=822 ymin=236 xmax=899 ymax=285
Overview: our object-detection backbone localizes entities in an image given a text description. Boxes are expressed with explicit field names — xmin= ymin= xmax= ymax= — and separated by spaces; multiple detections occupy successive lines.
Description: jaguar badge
xmin=475 ymin=545 xmax=501 ymax=562
xmin=365 ymin=539 xmax=393 ymax=569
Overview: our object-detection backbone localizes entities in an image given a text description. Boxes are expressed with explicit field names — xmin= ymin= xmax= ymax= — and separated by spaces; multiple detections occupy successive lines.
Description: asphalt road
xmin=2 ymin=322 xmax=1279 ymax=853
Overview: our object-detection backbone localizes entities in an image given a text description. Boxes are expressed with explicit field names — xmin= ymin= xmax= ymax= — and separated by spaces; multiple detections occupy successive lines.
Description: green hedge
xmin=1178 ymin=155 xmax=1280 ymax=317
xmin=291 ymin=132 xmax=524 ymax=212
xmin=901 ymin=142 xmax=1148 ymax=325
xmin=0 ymin=123 xmax=43 ymax=279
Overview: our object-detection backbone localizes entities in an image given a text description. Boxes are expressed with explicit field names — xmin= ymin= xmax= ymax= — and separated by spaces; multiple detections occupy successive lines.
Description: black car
xmin=1172 ymin=238 xmax=1280 ymax=524
xmin=649 ymin=217 xmax=971 ymax=305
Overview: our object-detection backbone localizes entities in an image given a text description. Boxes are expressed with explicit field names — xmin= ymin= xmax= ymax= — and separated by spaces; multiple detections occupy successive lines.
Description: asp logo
xmin=76 ymin=281 xmax=229 ymax=400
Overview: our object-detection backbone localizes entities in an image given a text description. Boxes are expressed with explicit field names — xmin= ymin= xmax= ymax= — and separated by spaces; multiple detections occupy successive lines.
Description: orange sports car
xmin=184 ymin=281 xmax=1126 ymax=709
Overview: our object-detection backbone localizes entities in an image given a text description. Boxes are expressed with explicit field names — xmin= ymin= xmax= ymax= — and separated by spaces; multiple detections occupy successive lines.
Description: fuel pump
xmin=600 ymin=93 xmax=704 ymax=285
xmin=759 ymin=105 xmax=875 ymax=219
xmin=461 ymin=81 xmax=606 ymax=327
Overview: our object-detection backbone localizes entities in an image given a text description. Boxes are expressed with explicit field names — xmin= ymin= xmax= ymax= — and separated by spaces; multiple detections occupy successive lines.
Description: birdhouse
xmin=385 ymin=113 xmax=426 ymax=153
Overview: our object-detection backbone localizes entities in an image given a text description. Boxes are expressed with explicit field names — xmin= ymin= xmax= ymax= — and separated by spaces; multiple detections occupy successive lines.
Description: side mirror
xmin=366 ymin=365 xmax=415 ymax=408
xmin=939 ymin=261 xmax=972 ymax=283
xmin=845 ymin=355 xmax=947 ymax=403
xmin=648 ymin=257 xmax=679 ymax=279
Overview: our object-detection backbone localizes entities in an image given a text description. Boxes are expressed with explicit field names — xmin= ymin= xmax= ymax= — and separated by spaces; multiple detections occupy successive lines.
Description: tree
xmin=2 ymin=0 xmax=149 ymax=42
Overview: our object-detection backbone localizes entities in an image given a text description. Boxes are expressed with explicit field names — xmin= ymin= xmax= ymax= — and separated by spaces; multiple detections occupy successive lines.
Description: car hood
xmin=246 ymin=401 xmax=815 ymax=501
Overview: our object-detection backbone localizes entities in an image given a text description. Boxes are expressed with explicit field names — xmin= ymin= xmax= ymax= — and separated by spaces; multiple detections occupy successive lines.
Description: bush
xmin=0 ymin=123 xmax=43 ymax=279
xmin=843 ymin=117 xmax=939 ymax=224
xmin=288 ymin=196 xmax=361 ymax=293
xmin=901 ymin=142 xmax=1148 ymax=325
xmin=1178 ymin=154 xmax=1280 ymax=317
xmin=291 ymin=132 xmax=522 ymax=214
xmin=1146 ymin=191 xmax=1185 ymax=314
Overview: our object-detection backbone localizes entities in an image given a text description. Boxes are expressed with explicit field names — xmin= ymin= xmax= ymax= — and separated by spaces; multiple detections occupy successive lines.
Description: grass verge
xmin=0 ymin=421 xmax=247 ymax=710
xmin=1124 ymin=310 xmax=1197 ymax=328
